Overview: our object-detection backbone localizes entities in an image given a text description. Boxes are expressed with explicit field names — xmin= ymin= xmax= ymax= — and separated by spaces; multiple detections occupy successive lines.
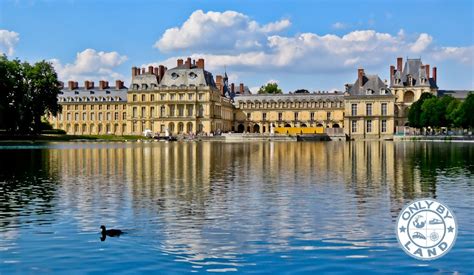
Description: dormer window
xmin=407 ymin=75 xmax=413 ymax=86
xmin=171 ymin=72 xmax=179 ymax=79
xmin=142 ymin=84 xmax=148 ymax=90
xmin=366 ymin=89 xmax=375 ymax=95
xmin=189 ymin=72 xmax=197 ymax=79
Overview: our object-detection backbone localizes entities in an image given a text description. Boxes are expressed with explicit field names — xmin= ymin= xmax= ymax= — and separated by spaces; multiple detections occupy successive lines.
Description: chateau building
xmin=233 ymin=93 xmax=345 ymax=134
xmin=49 ymin=56 xmax=453 ymax=140
xmin=344 ymin=69 xmax=396 ymax=139
xmin=49 ymin=80 xmax=128 ymax=135
xmin=126 ymin=58 xmax=235 ymax=135
xmin=389 ymin=57 xmax=438 ymax=127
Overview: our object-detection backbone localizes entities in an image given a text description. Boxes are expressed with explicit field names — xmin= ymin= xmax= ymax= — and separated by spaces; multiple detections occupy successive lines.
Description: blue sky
xmin=1 ymin=0 xmax=473 ymax=92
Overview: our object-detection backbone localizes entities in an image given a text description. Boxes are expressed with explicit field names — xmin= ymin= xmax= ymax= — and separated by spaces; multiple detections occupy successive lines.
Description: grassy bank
xmin=0 ymin=134 xmax=148 ymax=142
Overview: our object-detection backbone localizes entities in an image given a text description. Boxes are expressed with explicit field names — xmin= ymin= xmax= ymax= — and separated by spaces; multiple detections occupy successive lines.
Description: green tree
xmin=257 ymin=82 xmax=282 ymax=94
xmin=457 ymin=92 xmax=474 ymax=129
xmin=446 ymin=98 xmax=462 ymax=127
xmin=0 ymin=55 xmax=61 ymax=135
xmin=420 ymin=97 xmax=441 ymax=127
xmin=407 ymin=92 xmax=435 ymax=128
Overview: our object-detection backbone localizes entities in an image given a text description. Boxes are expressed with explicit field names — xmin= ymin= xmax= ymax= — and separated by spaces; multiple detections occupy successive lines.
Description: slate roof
xmin=347 ymin=74 xmax=391 ymax=96
xmin=393 ymin=58 xmax=437 ymax=88
xmin=129 ymin=65 xmax=217 ymax=91
xmin=233 ymin=92 xmax=344 ymax=105
xmin=438 ymin=90 xmax=472 ymax=100
xmin=58 ymin=87 xmax=128 ymax=103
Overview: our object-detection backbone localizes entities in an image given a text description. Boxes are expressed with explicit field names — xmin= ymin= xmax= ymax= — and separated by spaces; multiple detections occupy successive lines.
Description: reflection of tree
xmin=0 ymin=148 xmax=59 ymax=230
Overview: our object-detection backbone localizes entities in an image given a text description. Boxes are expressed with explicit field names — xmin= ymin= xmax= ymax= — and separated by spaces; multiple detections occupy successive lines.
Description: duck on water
xmin=100 ymin=225 xmax=123 ymax=241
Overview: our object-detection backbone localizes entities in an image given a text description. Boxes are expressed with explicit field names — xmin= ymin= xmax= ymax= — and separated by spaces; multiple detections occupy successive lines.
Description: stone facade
xmin=126 ymin=58 xmax=235 ymax=135
xmin=344 ymin=69 xmax=396 ymax=139
xmin=49 ymin=80 xmax=128 ymax=135
xmin=233 ymin=93 xmax=345 ymax=133
xmin=389 ymin=57 xmax=438 ymax=127
xmin=50 ymin=57 xmax=444 ymax=140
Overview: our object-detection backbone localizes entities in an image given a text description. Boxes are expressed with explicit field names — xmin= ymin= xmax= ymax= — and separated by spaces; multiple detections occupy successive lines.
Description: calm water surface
xmin=0 ymin=141 xmax=473 ymax=273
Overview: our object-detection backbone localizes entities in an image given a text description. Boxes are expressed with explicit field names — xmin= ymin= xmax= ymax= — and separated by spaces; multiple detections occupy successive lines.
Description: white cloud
xmin=151 ymin=10 xmax=473 ymax=80
xmin=50 ymin=48 xmax=128 ymax=82
xmin=154 ymin=10 xmax=291 ymax=52
xmin=332 ymin=22 xmax=347 ymax=29
xmin=0 ymin=29 xmax=20 ymax=56
xmin=410 ymin=33 xmax=433 ymax=53
xmin=431 ymin=46 xmax=474 ymax=64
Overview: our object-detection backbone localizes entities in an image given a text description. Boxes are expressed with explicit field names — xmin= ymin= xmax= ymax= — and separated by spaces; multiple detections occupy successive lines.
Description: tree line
xmin=0 ymin=55 xmax=61 ymax=135
xmin=408 ymin=92 xmax=474 ymax=129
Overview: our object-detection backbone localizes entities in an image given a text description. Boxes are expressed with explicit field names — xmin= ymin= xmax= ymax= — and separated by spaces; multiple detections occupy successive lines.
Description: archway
xmin=186 ymin=122 xmax=193 ymax=133
xmin=404 ymin=91 xmax=415 ymax=103
xmin=169 ymin=122 xmax=175 ymax=133
xmin=301 ymin=123 xmax=307 ymax=127
xmin=332 ymin=123 xmax=340 ymax=128
xmin=253 ymin=124 xmax=260 ymax=133
xmin=178 ymin=122 xmax=184 ymax=133
xmin=284 ymin=123 xmax=291 ymax=127
xmin=316 ymin=123 xmax=323 ymax=127
xmin=237 ymin=124 xmax=245 ymax=133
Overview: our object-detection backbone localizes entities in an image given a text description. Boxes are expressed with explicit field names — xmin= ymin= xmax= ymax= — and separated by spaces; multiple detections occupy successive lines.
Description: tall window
xmin=351 ymin=104 xmax=357 ymax=116
xmin=327 ymin=112 xmax=331 ymax=120
xmin=294 ymin=112 xmax=299 ymax=121
xmin=366 ymin=103 xmax=372 ymax=116
xmin=106 ymin=112 xmax=111 ymax=120
xmin=247 ymin=113 xmax=251 ymax=120
xmin=381 ymin=120 xmax=387 ymax=133
xmin=169 ymin=105 xmax=175 ymax=117
xmin=150 ymin=107 xmax=155 ymax=118
xmin=262 ymin=113 xmax=267 ymax=121
xmin=381 ymin=103 xmax=387 ymax=116
xmin=98 ymin=113 xmax=103 ymax=120
xmin=351 ymin=120 xmax=357 ymax=133
xmin=141 ymin=107 xmax=146 ymax=118
xmin=187 ymin=105 xmax=193 ymax=116
xmin=150 ymin=94 xmax=154 ymax=101
xmin=310 ymin=112 xmax=315 ymax=121
xmin=278 ymin=112 xmax=283 ymax=121
xmin=82 ymin=113 xmax=86 ymax=121
xmin=366 ymin=120 xmax=372 ymax=133
xmin=160 ymin=106 xmax=166 ymax=117
xmin=132 ymin=107 xmax=137 ymax=118
xmin=115 ymin=112 xmax=119 ymax=120
xmin=122 ymin=112 xmax=126 ymax=120
xmin=141 ymin=94 xmax=145 ymax=102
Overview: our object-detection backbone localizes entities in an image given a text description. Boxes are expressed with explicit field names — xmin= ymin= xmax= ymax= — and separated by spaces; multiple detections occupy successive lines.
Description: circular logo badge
xmin=396 ymin=198 xmax=457 ymax=260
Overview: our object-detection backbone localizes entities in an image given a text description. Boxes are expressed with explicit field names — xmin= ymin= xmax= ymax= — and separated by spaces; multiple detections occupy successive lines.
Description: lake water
xmin=0 ymin=141 xmax=473 ymax=273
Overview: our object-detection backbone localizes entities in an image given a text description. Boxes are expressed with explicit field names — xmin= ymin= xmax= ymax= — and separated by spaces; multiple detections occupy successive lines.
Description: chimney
xmin=85 ymin=80 xmax=90 ymax=89
xmin=141 ymin=68 xmax=145 ymax=74
xmin=148 ymin=66 xmax=154 ymax=74
xmin=132 ymin=66 xmax=137 ymax=77
xmin=99 ymin=80 xmax=107 ymax=90
xmin=358 ymin=68 xmax=365 ymax=87
xmin=186 ymin=57 xmax=192 ymax=69
xmin=177 ymin=59 xmax=183 ymax=67
xmin=159 ymin=65 xmax=165 ymax=82
xmin=390 ymin=65 xmax=395 ymax=86
xmin=239 ymin=83 xmax=244 ymax=94
xmin=115 ymin=80 xmax=123 ymax=90
xmin=397 ymin=57 xmax=403 ymax=72
xmin=425 ymin=64 xmax=430 ymax=79
xmin=197 ymin=58 xmax=205 ymax=69
xmin=154 ymin=67 xmax=159 ymax=76
xmin=68 ymin=81 xmax=75 ymax=90
xmin=74 ymin=81 xmax=78 ymax=89
xmin=432 ymin=67 xmax=437 ymax=83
